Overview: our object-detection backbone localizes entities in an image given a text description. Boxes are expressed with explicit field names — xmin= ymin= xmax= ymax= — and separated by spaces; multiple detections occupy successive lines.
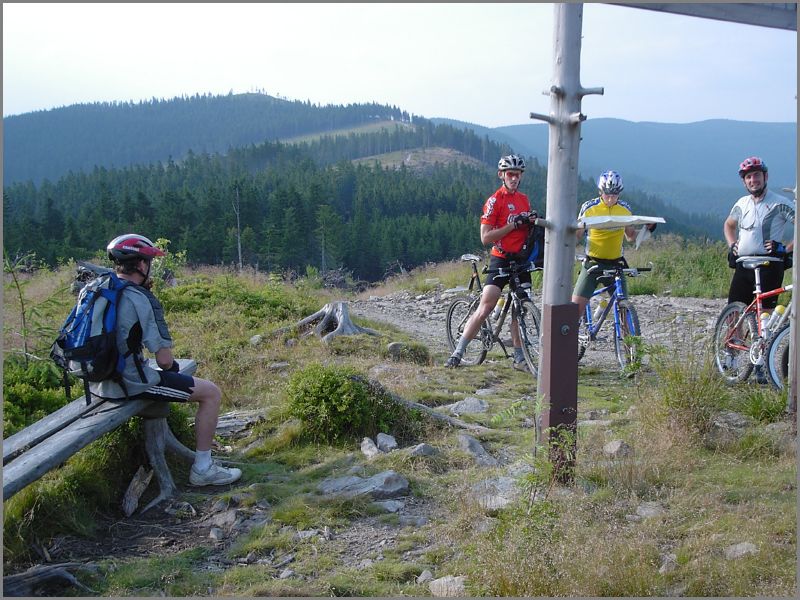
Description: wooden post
xmin=530 ymin=3 xmax=602 ymax=481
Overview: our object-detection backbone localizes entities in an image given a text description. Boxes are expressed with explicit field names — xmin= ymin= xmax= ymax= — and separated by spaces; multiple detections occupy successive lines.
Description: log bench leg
xmin=137 ymin=403 xmax=196 ymax=514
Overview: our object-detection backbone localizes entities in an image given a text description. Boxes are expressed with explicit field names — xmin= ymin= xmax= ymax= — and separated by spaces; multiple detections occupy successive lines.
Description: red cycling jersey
xmin=480 ymin=186 xmax=531 ymax=258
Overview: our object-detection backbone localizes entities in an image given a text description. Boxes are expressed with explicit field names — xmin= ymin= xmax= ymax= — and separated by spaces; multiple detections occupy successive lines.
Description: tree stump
xmin=295 ymin=301 xmax=380 ymax=344
xmin=133 ymin=402 xmax=196 ymax=514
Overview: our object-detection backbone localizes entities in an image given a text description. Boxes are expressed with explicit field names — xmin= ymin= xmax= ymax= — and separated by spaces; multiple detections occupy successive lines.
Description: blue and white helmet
xmin=597 ymin=170 xmax=624 ymax=195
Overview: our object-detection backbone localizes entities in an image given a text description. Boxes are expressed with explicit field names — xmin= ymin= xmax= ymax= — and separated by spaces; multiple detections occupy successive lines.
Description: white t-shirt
xmin=728 ymin=190 xmax=795 ymax=256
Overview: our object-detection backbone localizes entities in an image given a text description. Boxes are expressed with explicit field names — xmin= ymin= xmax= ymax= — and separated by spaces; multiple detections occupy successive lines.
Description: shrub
xmin=286 ymin=363 xmax=414 ymax=444
xmin=2 ymin=355 xmax=75 ymax=437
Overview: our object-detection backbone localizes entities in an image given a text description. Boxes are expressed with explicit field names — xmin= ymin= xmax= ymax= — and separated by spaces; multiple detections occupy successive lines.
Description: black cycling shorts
xmin=135 ymin=371 xmax=195 ymax=402
xmin=484 ymin=255 xmax=532 ymax=290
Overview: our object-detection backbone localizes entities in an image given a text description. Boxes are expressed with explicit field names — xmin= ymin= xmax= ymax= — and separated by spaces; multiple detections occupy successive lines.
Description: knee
xmin=194 ymin=378 xmax=221 ymax=410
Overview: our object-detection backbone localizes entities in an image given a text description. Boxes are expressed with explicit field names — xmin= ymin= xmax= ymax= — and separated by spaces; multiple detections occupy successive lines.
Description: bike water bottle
xmin=491 ymin=296 xmax=505 ymax=320
xmin=767 ymin=304 xmax=786 ymax=331
xmin=759 ymin=311 xmax=771 ymax=335
xmin=593 ymin=298 xmax=608 ymax=321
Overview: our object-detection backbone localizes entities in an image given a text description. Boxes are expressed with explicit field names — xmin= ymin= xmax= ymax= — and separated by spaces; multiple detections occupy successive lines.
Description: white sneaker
xmin=512 ymin=360 xmax=530 ymax=373
xmin=189 ymin=461 xmax=242 ymax=486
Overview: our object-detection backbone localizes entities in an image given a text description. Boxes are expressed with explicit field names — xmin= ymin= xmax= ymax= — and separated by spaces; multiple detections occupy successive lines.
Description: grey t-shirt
xmin=89 ymin=283 xmax=173 ymax=399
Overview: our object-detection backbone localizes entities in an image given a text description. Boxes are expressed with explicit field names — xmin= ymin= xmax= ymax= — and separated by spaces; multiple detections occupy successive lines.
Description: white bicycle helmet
xmin=498 ymin=154 xmax=526 ymax=172
xmin=107 ymin=233 xmax=165 ymax=264
xmin=597 ymin=170 xmax=624 ymax=195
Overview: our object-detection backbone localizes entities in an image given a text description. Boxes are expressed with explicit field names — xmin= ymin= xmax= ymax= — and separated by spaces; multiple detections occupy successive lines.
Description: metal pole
xmin=531 ymin=3 xmax=602 ymax=481
xmin=787 ymin=183 xmax=797 ymax=418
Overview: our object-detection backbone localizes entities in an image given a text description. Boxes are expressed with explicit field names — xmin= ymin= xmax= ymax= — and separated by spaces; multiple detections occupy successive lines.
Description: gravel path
xmin=350 ymin=288 xmax=726 ymax=368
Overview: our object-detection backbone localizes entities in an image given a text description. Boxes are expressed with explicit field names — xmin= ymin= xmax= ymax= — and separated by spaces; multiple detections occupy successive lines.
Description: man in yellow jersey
xmin=571 ymin=170 xmax=656 ymax=318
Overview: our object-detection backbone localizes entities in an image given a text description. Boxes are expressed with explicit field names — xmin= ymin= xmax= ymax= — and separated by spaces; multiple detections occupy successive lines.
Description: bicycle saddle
xmin=736 ymin=255 xmax=782 ymax=270
xmin=460 ymin=253 xmax=482 ymax=262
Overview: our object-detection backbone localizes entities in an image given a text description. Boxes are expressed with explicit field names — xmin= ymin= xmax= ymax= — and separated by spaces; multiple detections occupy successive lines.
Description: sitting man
xmin=93 ymin=233 xmax=242 ymax=486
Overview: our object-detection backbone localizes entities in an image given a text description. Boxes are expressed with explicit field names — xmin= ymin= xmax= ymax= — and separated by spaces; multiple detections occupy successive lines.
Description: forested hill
xmin=3 ymin=92 xmax=412 ymax=185
xmin=4 ymin=115 xmax=717 ymax=281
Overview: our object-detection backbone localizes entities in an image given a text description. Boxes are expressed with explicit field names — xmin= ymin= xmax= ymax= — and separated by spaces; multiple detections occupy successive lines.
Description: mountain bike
xmin=712 ymin=255 xmax=793 ymax=384
xmin=577 ymin=259 xmax=652 ymax=370
xmin=765 ymin=322 xmax=792 ymax=390
xmin=445 ymin=253 xmax=542 ymax=376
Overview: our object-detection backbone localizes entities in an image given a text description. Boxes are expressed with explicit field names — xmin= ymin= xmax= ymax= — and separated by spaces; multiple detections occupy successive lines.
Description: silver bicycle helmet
xmin=498 ymin=154 xmax=526 ymax=172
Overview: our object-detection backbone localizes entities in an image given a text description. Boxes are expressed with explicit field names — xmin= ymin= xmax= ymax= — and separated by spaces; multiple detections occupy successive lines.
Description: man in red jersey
xmin=445 ymin=154 xmax=538 ymax=371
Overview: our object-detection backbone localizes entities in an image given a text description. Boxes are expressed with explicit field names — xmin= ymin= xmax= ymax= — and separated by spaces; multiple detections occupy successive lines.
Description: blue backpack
xmin=51 ymin=272 xmax=132 ymax=404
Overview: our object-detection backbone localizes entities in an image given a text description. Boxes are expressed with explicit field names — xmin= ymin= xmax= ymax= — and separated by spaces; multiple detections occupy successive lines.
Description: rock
xmin=361 ymin=437 xmax=382 ymax=459
xmin=408 ymin=443 xmax=440 ymax=457
xmin=387 ymin=341 xmax=406 ymax=359
xmin=399 ymin=516 xmax=428 ymax=527
xmin=209 ymin=527 xmax=224 ymax=542
xmin=268 ymin=361 xmax=290 ymax=370
xmin=724 ymin=542 xmax=758 ymax=560
xmin=705 ymin=411 xmax=753 ymax=448
xmin=430 ymin=575 xmax=467 ymax=597
xmin=249 ymin=334 xmax=263 ymax=346
xmin=473 ymin=388 xmax=495 ymax=396
xmin=603 ymin=440 xmax=632 ymax=458
xmin=457 ymin=434 xmax=498 ymax=467
xmin=658 ymin=553 xmax=678 ymax=574
xmin=471 ymin=477 xmax=520 ymax=513
xmin=448 ymin=397 xmax=489 ymax=415
xmin=585 ymin=409 xmax=609 ymax=420
xmin=278 ymin=568 xmax=295 ymax=579
xmin=293 ymin=529 xmax=319 ymax=541
xmin=417 ymin=569 xmax=434 ymax=584
xmin=376 ymin=433 xmax=398 ymax=452
xmin=205 ymin=508 xmax=239 ymax=529
xmin=317 ymin=470 xmax=410 ymax=499
xmin=372 ymin=500 xmax=405 ymax=513
xmin=578 ymin=419 xmax=613 ymax=427
xmin=636 ymin=501 xmax=666 ymax=519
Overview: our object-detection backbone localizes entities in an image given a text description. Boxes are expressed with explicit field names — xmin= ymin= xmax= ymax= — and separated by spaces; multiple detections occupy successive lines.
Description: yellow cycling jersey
xmin=578 ymin=197 xmax=633 ymax=260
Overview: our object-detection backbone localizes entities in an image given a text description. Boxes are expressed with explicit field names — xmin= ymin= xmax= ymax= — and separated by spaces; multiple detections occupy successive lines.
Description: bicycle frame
xmin=583 ymin=272 xmax=628 ymax=342
xmin=447 ymin=254 xmax=541 ymax=374
xmin=722 ymin=283 xmax=793 ymax=353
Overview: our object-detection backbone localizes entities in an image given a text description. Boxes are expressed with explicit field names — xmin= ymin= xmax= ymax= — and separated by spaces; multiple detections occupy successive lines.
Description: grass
xmin=3 ymin=245 xmax=797 ymax=596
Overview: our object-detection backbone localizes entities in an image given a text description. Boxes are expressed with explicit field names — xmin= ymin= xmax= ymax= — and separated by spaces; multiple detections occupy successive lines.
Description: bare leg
xmin=572 ymin=295 xmax=589 ymax=323
xmin=454 ymin=285 xmax=502 ymax=353
xmin=188 ymin=377 xmax=221 ymax=451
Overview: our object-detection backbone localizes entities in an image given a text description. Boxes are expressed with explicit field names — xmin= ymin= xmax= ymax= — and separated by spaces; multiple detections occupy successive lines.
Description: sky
xmin=2 ymin=3 xmax=797 ymax=127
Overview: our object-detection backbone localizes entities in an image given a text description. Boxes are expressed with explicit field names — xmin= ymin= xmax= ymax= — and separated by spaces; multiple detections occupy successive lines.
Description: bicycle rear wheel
xmin=765 ymin=323 xmax=791 ymax=390
xmin=614 ymin=300 xmax=641 ymax=370
xmin=517 ymin=298 xmax=541 ymax=377
xmin=713 ymin=301 xmax=757 ymax=384
xmin=445 ymin=295 xmax=488 ymax=366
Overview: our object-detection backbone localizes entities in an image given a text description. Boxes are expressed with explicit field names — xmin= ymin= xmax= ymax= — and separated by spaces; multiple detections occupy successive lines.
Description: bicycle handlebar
xmin=484 ymin=262 xmax=543 ymax=277
xmin=586 ymin=264 xmax=652 ymax=277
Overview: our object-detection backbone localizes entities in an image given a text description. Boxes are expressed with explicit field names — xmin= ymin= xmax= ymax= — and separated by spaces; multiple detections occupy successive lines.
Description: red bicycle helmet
xmin=738 ymin=156 xmax=768 ymax=178
xmin=107 ymin=234 xmax=165 ymax=263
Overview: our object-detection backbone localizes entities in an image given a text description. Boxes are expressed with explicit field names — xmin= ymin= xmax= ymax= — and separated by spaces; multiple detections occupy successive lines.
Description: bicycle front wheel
xmin=614 ymin=300 xmax=641 ymax=370
xmin=577 ymin=312 xmax=589 ymax=363
xmin=445 ymin=295 xmax=488 ymax=366
xmin=713 ymin=301 xmax=757 ymax=384
xmin=765 ymin=323 xmax=791 ymax=390
xmin=517 ymin=298 xmax=541 ymax=378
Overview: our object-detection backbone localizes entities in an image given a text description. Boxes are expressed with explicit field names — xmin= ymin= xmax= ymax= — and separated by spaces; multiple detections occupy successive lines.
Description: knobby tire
xmin=445 ymin=295 xmax=488 ymax=366
xmin=614 ymin=300 xmax=641 ymax=370
xmin=713 ymin=301 xmax=757 ymax=384
xmin=517 ymin=298 xmax=541 ymax=378
xmin=765 ymin=323 xmax=791 ymax=390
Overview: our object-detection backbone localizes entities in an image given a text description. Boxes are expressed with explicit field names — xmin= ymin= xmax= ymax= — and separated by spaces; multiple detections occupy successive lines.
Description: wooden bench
xmin=3 ymin=359 xmax=197 ymax=513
